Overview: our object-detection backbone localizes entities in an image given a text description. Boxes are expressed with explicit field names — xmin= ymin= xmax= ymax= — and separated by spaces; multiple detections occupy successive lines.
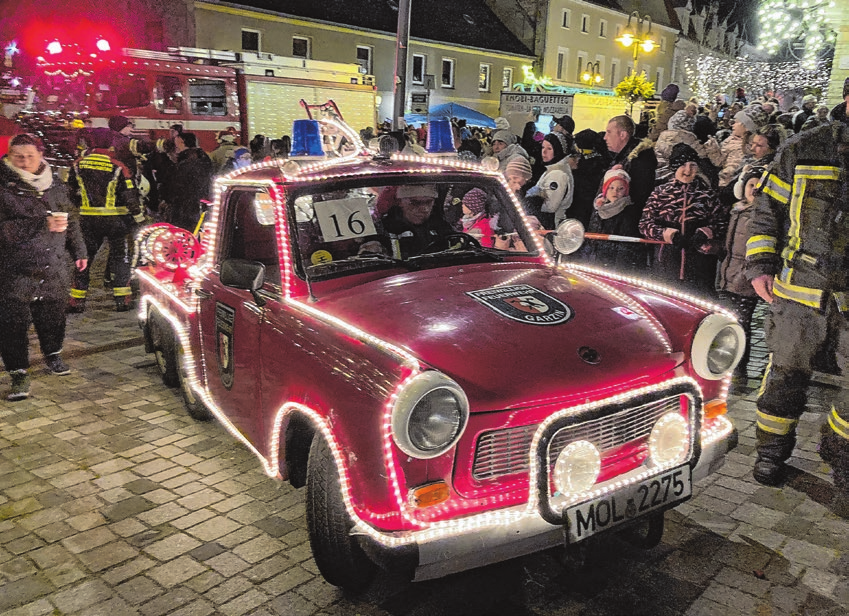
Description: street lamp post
xmin=581 ymin=61 xmax=603 ymax=86
xmin=615 ymin=11 xmax=656 ymax=72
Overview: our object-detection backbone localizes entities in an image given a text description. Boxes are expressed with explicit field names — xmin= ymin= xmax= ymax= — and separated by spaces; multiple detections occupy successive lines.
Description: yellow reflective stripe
xmin=70 ymin=288 xmax=87 ymax=299
xmin=785 ymin=175 xmax=806 ymax=262
xmin=78 ymin=178 xmax=91 ymax=210
xmin=79 ymin=207 xmax=128 ymax=216
xmin=125 ymin=179 xmax=134 ymax=189
xmin=828 ymin=410 xmax=849 ymax=440
xmin=756 ymin=410 xmax=798 ymax=435
xmin=106 ymin=169 xmax=119 ymax=210
xmin=762 ymin=175 xmax=791 ymax=203
xmin=113 ymin=287 xmax=133 ymax=297
xmin=795 ymin=165 xmax=841 ymax=180
xmin=834 ymin=292 xmax=849 ymax=312
xmin=746 ymin=235 xmax=777 ymax=257
xmin=758 ymin=357 xmax=771 ymax=398
xmin=773 ymin=277 xmax=823 ymax=308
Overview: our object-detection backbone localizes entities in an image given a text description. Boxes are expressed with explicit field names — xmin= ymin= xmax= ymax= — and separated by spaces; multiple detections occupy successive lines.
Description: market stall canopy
xmin=405 ymin=102 xmax=496 ymax=129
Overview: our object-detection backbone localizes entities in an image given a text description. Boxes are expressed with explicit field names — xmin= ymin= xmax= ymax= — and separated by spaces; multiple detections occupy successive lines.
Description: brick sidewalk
xmin=1 ymin=296 xmax=847 ymax=615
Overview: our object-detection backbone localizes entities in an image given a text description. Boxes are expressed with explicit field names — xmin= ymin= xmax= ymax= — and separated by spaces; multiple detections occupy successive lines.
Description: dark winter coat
xmin=0 ymin=159 xmax=86 ymax=302
xmin=163 ymin=148 xmax=214 ymax=232
xmin=569 ymin=153 xmax=608 ymax=228
xmin=639 ymin=176 xmax=727 ymax=296
xmin=607 ymin=137 xmax=658 ymax=228
xmin=577 ymin=198 xmax=643 ymax=273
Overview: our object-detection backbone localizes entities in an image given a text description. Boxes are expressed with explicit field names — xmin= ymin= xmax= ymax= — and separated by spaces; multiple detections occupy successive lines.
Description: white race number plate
xmin=564 ymin=465 xmax=691 ymax=543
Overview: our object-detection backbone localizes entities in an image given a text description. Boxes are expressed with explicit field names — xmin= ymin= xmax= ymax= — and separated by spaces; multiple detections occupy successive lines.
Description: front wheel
xmin=618 ymin=512 xmax=665 ymax=549
xmin=177 ymin=345 xmax=212 ymax=421
xmin=306 ymin=434 xmax=377 ymax=593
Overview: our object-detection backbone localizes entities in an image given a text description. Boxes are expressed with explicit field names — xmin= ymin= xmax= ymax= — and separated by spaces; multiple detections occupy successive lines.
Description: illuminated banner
xmin=499 ymin=92 xmax=573 ymax=117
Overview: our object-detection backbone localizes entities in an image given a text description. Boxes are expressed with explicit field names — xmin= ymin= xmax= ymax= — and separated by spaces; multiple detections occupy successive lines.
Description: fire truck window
xmin=154 ymin=76 xmax=184 ymax=114
xmin=115 ymin=76 xmax=149 ymax=109
xmin=188 ymin=79 xmax=227 ymax=116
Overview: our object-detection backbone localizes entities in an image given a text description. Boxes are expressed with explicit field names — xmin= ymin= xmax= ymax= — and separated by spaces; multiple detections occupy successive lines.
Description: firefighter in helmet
xmin=67 ymin=128 xmax=145 ymax=312
xmin=745 ymin=77 xmax=849 ymax=517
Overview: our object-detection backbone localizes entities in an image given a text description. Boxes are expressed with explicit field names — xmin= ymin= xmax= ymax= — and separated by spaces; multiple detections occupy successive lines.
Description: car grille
xmin=472 ymin=396 xmax=684 ymax=481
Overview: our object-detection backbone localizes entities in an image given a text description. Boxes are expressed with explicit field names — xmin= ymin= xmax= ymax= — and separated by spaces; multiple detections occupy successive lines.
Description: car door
xmin=198 ymin=189 xmax=274 ymax=446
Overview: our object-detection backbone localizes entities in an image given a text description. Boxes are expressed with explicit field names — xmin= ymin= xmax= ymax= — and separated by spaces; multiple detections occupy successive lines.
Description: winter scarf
xmin=595 ymin=195 xmax=631 ymax=220
xmin=3 ymin=158 xmax=53 ymax=193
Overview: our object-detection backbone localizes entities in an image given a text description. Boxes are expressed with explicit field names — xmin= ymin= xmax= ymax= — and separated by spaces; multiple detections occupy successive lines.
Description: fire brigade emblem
xmin=466 ymin=284 xmax=573 ymax=325
xmin=215 ymin=302 xmax=235 ymax=389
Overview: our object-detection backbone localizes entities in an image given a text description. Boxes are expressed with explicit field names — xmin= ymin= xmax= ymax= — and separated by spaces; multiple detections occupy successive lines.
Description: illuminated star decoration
xmin=757 ymin=0 xmax=837 ymax=69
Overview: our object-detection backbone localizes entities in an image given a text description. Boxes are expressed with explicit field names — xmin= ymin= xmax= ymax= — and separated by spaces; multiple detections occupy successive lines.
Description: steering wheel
xmin=150 ymin=227 xmax=202 ymax=271
xmin=422 ymin=232 xmax=482 ymax=254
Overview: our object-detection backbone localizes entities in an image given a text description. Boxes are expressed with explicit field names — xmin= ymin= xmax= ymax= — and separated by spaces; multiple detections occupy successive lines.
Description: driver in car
xmin=380 ymin=184 xmax=454 ymax=259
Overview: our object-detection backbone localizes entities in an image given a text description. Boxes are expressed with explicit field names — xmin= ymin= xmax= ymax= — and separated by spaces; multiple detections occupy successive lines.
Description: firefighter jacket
xmin=69 ymin=148 xmax=144 ymax=222
xmin=745 ymin=122 xmax=849 ymax=309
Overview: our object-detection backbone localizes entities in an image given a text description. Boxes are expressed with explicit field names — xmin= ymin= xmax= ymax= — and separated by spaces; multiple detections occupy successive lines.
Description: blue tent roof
xmin=405 ymin=102 xmax=496 ymax=129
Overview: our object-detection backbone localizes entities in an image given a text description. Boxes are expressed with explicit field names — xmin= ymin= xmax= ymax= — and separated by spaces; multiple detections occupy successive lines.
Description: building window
xmin=599 ymin=20 xmax=607 ymax=38
xmin=660 ymin=37 xmax=667 ymax=52
xmin=242 ymin=29 xmax=260 ymax=52
xmin=479 ymin=63 xmax=491 ymax=92
xmin=581 ymin=15 xmax=590 ymax=34
xmin=292 ymin=36 xmax=310 ymax=59
xmin=441 ymin=58 xmax=455 ymax=88
xmin=610 ymin=61 xmax=618 ymax=86
xmin=655 ymin=68 xmax=664 ymax=91
xmin=356 ymin=45 xmax=373 ymax=75
xmin=556 ymin=50 xmax=567 ymax=81
xmin=502 ymin=67 xmax=513 ymax=90
xmin=412 ymin=54 xmax=426 ymax=85
xmin=561 ymin=9 xmax=570 ymax=29
xmin=576 ymin=53 xmax=587 ymax=82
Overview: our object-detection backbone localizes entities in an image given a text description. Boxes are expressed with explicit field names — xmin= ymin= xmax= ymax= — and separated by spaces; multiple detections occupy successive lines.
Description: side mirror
xmin=549 ymin=219 xmax=586 ymax=255
xmin=220 ymin=258 xmax=267 ymax=306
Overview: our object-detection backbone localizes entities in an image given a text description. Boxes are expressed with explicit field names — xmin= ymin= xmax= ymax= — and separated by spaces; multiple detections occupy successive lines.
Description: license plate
xmin=564 ymin=465 xmax=692 ymax=543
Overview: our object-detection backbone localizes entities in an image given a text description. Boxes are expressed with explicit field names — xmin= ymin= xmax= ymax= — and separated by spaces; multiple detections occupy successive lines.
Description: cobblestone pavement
xmin=1 ymin=293 xmax=848 ymax=616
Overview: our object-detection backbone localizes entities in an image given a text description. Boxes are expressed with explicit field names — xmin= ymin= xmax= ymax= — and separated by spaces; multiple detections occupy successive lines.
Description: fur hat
xmin=492 ymin=130 xmax=516 ymax=145
xmin=494 ymin=117 xmax=511 ymax=131
xmin=602 ymin=168 xmax=630 ymax=196
xmin=733 ymin=166 xmax=767 ymax=200
xmin=505 ymin=157 xmax=532 ymax=181
xmin=660 ymin=83 xmax=680 ymax=103
xmin=668 ymin=109 xmax=696 ymax=132
xmin=668 ymin=143 xmax=700 ymax=171
xmin=396 ymin=184 xmax=438 ymax=199
xmin=108 ymin=115 xmax=131 ymax=132
xmin=552 ymin=115 xmax=575 ymax=134
xmin=462 ymin=188 xmax=487 ymax=215
xmin=734 ymin=105 xmax=769 ymax=133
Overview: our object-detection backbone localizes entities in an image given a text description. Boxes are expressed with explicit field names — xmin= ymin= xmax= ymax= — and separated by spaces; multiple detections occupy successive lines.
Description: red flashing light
xmin=96 ymin=38 xmax=110 ymax=52
xmin=46 ymin=40 xmax=62 ymax=55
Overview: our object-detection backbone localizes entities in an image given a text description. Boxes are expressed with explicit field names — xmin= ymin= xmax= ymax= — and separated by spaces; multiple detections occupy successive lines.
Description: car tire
xmin=150 ymin=312 xmax=179 ymax=387
xmin=306 ymin=434 xmax=377 ymax=593
xmin=619 ymin=512 xmax=665 ymax=549
xmin=176 ymin=345 xmax=212 ymax=421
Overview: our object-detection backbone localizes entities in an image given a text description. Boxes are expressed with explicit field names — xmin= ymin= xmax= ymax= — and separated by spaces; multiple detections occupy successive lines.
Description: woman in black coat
xmin=0 ymin=134 xmax=87 ymax=400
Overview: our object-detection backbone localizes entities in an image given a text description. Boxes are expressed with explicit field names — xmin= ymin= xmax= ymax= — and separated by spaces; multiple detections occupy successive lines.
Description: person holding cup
xmin=0 ymin=133 xmax=87 ymax=401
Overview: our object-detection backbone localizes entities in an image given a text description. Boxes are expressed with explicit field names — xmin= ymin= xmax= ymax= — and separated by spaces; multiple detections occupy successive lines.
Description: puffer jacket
xmin=0 ymin=159 xmax=86 ymax=302
xmin=717 ymin=200 xmax=757 ymax=297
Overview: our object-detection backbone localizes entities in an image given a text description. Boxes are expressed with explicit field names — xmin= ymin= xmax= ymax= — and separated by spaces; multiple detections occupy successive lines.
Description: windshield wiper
xmin=307 ymin=252 xmax=416 ymax=275
xmin=408 ymin=246 xmax=504 ymax=264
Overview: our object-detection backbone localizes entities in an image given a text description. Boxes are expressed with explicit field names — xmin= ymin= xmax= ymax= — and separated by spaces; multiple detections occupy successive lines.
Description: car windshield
xmin=289 ymin=176 xmax=537 ymax=280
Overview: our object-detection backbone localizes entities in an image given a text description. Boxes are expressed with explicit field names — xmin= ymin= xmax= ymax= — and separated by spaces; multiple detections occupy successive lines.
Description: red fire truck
xmin=7 ymin=39 xmax=377 ymax=155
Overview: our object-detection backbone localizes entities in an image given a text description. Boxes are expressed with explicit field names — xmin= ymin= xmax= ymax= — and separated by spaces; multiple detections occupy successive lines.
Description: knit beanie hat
xmin=504 ymin=157 xmax=532 ymax=182
xmin=543 ymin=132 xmax=572 ymax=164
xmin=668 ymin=109 xmax=696 ymax=132
xmin=494 ymin=117 xmax=511 ymax=131
xmin=573 ymin=128 xmax=598 ymax=152
xmin=108 ymin=115 xmax=131 ymax=132
xmin=734 ymin=166 xmax=767 ymax=200
xmin=734 ymin=105 xmax=769 ymax=133
xmin=492 ymin=130 xmax=517 ymax=145
xmin=462 ymin=188 xmax=487 ymax=215
xmin=660 ymin=83 xmax=680 ymax=103
xmin=668 ymin=143 xmax=700 ymax=170
xmin=553 ymin=115 xmax=576 ymax=134
xmin=602 ymin=168 xmax=630 ymax=196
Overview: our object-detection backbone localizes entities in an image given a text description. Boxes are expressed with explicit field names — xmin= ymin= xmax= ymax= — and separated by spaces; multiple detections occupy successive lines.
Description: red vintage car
xmin=136 ymin=140 xmax=742 ymax=592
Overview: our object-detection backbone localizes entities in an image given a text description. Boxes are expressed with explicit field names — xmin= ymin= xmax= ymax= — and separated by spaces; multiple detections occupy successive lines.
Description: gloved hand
xmin=525 ymin=185 xmax=542 ymax=198
xmin=671 ymin=230 xmax=689 ymax=249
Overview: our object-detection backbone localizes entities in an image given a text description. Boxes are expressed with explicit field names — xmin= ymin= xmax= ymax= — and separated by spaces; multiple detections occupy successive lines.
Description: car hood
xmin=312 ymin=264 xmax=686 ymax=410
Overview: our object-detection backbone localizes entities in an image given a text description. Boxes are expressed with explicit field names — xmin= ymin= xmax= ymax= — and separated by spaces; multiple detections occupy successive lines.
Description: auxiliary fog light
xmin=649 ymin=413 xmax=690 ymax=466
xmin=553 ymin=440 xmax=601 ymax=495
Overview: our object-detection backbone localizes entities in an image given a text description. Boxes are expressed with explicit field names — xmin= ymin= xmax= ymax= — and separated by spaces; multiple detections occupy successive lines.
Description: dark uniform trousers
xmin=756 ymin=297 xmax=849 ymax=488
xmin=72 ymin=216 xmax=133 ymax=301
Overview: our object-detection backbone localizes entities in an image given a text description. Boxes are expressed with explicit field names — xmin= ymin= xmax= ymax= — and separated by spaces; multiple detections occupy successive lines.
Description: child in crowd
xmin=717 ymin=166 xmax=766 ymax=383
xmin=460 ymin=188 xmax=494 ymax=247
xmin=578 ymin=168 xmax=642 ymax=271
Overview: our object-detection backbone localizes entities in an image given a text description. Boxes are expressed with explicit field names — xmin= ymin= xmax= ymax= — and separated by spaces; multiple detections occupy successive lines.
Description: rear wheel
xmin=176 ymin=345 xmax=212 ymax=421
xmin=306 ymin=434 xmax=377 ymax=593
xmin=150 ymin=313 xmax=178 ymax=387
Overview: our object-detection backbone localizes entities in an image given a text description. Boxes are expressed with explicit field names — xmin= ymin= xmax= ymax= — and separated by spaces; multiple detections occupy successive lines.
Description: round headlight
xmin=649 ymin=413 xmax=690 ymax=466
xmin=691 ymin=314 xmax=745 ymax=380
xmin=553 ymin=440 xmax=601 ymax=495
xmin=552 ymin=219 xmax=586 ymax=255
xmin=392 ymin=372 xmax=469 ymax=459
